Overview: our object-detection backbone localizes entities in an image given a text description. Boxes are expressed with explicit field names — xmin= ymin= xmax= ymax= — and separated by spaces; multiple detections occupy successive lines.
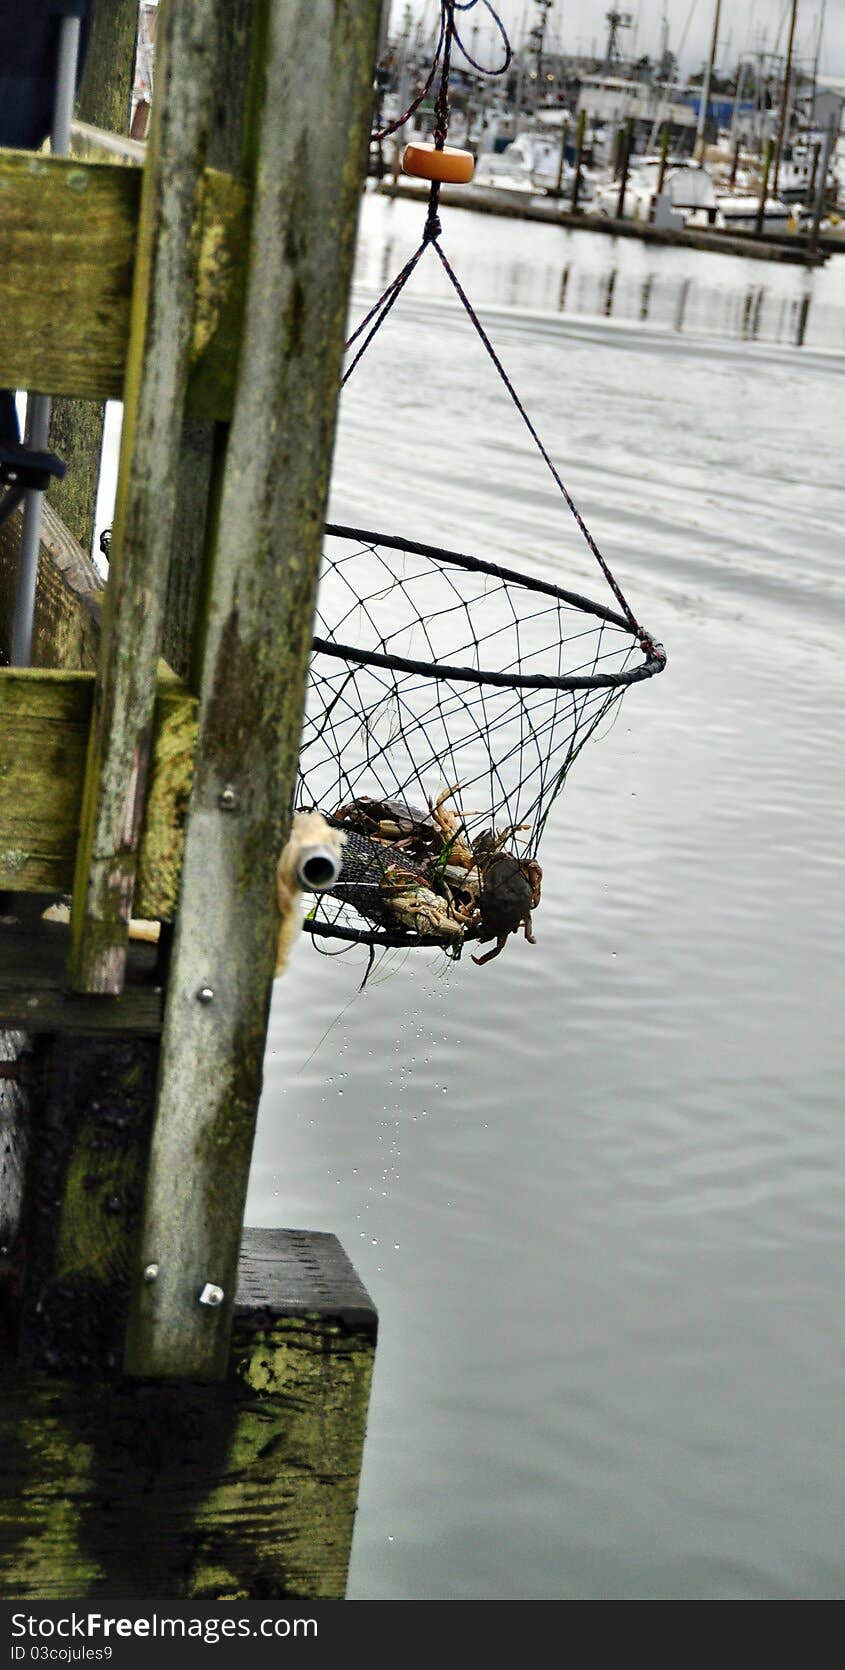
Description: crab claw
xmin=471 ymin=935 xmax=507 ymax=967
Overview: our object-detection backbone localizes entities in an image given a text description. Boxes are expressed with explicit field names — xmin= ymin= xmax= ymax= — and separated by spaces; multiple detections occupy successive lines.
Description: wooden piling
xmin=553 ymin=118 xmax=569 ymax=196
xmin=615 ymin=119 xmax=633 ymax=220
xmin=728 ymin=137 xmax=741 ymax=191
xmin=570 ymin=109 xmax=586 ymax=214
xmin=124 ymin=0 xmax=383 ymax=1383
xmin=805 ymin=140 xmax=821 ymax=212
xmin=0 ymin=0 xmax=382 ymax=1598
xmin=648 ymin=126 xmax=670 ymax=224
xmin=754 ymin=137 xmax=774 ymax=240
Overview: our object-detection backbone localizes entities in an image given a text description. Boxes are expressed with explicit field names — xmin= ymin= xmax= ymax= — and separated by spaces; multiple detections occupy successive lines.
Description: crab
xmin=377 ymin=867 xmax=467 ymax=940
xmin=333 ymin=794 xmax=439 ymax=850
xmin=329 ymin=788 xmax=542 ymax=962
xmin=471 ymin=848 xmax=543 ymax=968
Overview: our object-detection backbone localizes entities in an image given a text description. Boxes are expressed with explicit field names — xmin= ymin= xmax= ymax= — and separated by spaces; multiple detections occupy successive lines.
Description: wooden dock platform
xmin=377 ymin=179 xmax=833 ymax=267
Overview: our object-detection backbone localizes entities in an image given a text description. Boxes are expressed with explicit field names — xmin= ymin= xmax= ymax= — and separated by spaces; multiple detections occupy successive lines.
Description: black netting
xmin=296 ymin=525 xmax=663 ymax=957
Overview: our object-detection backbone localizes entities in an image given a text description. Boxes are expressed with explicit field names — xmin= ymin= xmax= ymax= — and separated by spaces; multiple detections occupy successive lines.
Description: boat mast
xmin=694 ymin=0 xmax=723 ymax=163
xmin=772 ymin=0 xmax=799 ymax=196
xmin=810 ymin=0 xmax=826 ymax=127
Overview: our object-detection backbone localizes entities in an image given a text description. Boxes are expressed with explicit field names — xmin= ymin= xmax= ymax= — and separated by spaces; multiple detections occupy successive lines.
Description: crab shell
xmin=333 ymin=796 xmax=437 ymax=845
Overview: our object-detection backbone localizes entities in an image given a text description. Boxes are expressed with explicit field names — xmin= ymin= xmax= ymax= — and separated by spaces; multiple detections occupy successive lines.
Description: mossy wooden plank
xmin=0 ymin=155 xmax=247 ymax=420
xmin=69 ymin=0 xmax=217 ymax=995
xmin=2 ymin=1229 xmax=375 ymax=1598
xmin=125 ymin=0 xmax=383 ymax=1383
xmin=0 ymin=499 xmax=103 ymax=672
xmin=0 ymin=153 xmax=139 ymax=404
xmin=0 ymin=669 xmax=196 ymax=916
xmin=0 ymin=672 xmax=92 ymax=893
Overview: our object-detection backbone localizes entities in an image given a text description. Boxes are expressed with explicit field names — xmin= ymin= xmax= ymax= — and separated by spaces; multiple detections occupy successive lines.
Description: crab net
xmin=296 ymin=524 xmax=664 ymax=955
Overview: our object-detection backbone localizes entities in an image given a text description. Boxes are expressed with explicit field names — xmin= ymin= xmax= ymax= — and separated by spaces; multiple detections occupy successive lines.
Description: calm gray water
xmin=245 ymin=193 xmax=845 ymax=1599
xmin=88 ymin=186 xmax=845 ymax=1600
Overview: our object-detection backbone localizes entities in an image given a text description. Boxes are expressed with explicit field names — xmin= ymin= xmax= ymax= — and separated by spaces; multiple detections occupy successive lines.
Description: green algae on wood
xmin=0 ymin=154 xmax=250 ymax=421
xmin=0 ymin=500 xmax=103 ymax=672
xmin=0 ymin=669 xmax=196 ymax=914
xmin=124 ymin=0 xmax=383 ymax=1384
xmin=2 ymin=1230 xmax=375 ymax=1599
xmin=69 ymin=0 xmax=218 ymax=995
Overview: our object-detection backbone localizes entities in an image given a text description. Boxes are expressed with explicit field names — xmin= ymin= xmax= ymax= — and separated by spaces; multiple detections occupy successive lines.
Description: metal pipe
xmin=10 ymin=13 xmax=81 ymax=668
xmin=295 ymin=845 xmax=344 ymax=892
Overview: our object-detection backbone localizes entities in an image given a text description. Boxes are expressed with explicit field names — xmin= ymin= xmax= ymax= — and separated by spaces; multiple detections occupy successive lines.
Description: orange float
xmin=401 ymin=141 xmax=475 ymax=184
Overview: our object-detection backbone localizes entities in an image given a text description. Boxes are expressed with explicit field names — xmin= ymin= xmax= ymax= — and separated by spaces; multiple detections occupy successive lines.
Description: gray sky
xmin=388 ymin=1 xmax=845 ymax=79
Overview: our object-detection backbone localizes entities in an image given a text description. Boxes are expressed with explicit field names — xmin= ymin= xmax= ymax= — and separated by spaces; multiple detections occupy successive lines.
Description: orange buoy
xmin=401 ymin=142 xmax=475 ymax=184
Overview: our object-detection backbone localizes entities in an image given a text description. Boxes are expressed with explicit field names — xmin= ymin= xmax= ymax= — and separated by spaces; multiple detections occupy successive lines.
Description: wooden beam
xmin=0 ymin=920 xmax=163 ymax=1035
xmin=124 ymin=0 xmax=382 ymax=1382
xmin=164 ymin=0 xmax=257 ymax=683
xmin=0 ymin=155 xmax=248 ymax=423
xmin=68 ymin=0 xmax=217 ymax=995
xmin=3 ymin=1229 xmax=375 ymax=1598
xmin=0 ymin=499 xmax=102 ymax=671
xmin=0 ymin=669 xmax=196 ymax=917
xmin=0 ymin=152 xmax=139 ymax=404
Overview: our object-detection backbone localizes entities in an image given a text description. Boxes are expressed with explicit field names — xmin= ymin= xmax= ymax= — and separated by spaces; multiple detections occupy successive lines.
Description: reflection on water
xmin=248 ymin=193 xmax=845 ymax=1599
xmin=357 ymin=189 xmax=845 ymax=352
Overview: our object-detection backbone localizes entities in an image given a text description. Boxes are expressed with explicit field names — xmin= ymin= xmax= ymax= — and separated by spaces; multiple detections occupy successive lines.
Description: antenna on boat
xmin=603 ymin=10 xmax=633 ymax=72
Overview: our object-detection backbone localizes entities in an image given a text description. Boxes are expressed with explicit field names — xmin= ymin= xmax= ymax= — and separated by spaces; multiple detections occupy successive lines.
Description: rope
xmin=373 ymin=0 xmax=511 ymax=142
xmin=345 ymin=0 xmax=665 ymax=661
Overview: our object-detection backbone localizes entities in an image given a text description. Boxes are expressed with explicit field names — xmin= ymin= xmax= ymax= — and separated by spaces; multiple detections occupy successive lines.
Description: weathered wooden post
xmin=615 ymin=119 xmax=633 ymax=220
xmin=754 ymin=136 xmax=774 ymax=239
xmin=553 ymin=117 xmax=569 ymax=196
xmin=0 ymin=0 xmax=383 ymax=1599
xmin=728 ymin=136 xmax=741 ymax=190
xmin=570 ymin=109 xmax=586 ymax=214
xmin=648 ymin=124 xmax=670 ymax=224
xmin=805 ymin=140 xmax=821 ymax=214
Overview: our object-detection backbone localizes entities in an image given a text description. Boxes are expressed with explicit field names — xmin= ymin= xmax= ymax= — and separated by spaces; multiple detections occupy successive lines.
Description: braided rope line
xmin=301 ymin=1 xmax=665 ymax=954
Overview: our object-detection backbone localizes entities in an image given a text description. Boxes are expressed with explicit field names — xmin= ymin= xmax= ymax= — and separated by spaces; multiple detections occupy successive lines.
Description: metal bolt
xmin=198 ymin=1282 xmax=224 ymax=1308
xmin=218 ymin=784 xmax=240 ymax=812
xmin=196 ymin=986 xmax=214 ymax=1005
xmin=143 ymin=1263 xmax=159 ymax=1283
